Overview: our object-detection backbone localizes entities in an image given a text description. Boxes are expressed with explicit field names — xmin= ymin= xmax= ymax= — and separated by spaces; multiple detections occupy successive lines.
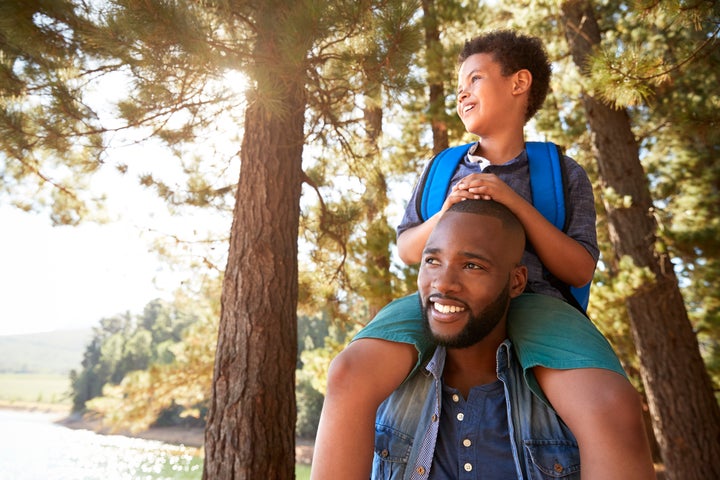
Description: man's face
xmin=417 ymin=211 xmax=525 ymax=347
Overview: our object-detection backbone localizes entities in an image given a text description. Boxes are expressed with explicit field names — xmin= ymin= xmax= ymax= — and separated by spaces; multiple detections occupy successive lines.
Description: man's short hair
xmin=457 ymin=30 xmax=551 ymax=122
xmin=447 ymin=199 xmax=526 ymax=248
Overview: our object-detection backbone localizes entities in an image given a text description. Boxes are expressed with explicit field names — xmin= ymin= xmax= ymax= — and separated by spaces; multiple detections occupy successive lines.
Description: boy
xmin=312 ymin=30 xmax=654 ymax=479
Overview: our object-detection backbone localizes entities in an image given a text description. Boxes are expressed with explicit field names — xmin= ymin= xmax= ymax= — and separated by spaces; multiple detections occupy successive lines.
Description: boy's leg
xmin=534 ymin=367 xmax=655 ymax=479
xmin=508 ymin=294 xmax=655 ymax=478
xmin=311 ymin=338 xmax=417 ymax=480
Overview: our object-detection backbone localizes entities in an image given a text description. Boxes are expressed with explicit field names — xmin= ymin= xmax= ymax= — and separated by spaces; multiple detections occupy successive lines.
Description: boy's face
xmin=456 ymin=53 xmax=523 ymax=136
xmin=417 ymin=211 xmax=526 ymax=346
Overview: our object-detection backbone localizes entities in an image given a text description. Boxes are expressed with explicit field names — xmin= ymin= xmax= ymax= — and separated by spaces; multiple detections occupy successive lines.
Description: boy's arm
xmin=396 ymin=214 xmax=439 ymax=265
xmin=459 ymin=174 xmax=595 ymax=287
xmin=397 ymin=187 xmax=476 ymax=265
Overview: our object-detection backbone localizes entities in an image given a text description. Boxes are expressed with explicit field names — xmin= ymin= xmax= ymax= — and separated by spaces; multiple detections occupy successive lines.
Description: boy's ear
xmin=512 ymin=69 xmax=532 ymax=95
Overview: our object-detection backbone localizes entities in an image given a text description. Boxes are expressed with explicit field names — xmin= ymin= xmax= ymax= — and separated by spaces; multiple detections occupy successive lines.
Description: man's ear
xmin=512 ymin=69 xmax=532 ymax=96
xmin=509 ymin=265 xmax=528 ymax=298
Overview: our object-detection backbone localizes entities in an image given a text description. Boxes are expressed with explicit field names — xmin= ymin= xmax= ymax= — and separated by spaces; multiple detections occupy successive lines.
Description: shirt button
xmin=431 ymin=413 xmax=438 ymax=422
xmin=462 ymin=438 xmax=472 ymax=447
xmin=452 ymin=393 xmax=460 ymax=402
xmin=456 ymin=412 xmax=464 ymax=421
xmin=464 ymin=463 xmax=473 ymax=472
xmin=380 ymin=449 xmax=389 ymax=458
xmin=554 ymin=462 xmax=564 ymax=473
xmin=416 ymin=466 xmax=426 ymax=475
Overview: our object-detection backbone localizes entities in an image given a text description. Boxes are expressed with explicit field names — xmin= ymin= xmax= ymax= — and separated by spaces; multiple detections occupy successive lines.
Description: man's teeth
xmin=434 ymin=302 xmax=466 ymax=314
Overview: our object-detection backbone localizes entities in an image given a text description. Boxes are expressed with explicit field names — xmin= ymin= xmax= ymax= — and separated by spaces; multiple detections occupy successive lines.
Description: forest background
xmin=1 ymin=0 xmax=718 ymax=479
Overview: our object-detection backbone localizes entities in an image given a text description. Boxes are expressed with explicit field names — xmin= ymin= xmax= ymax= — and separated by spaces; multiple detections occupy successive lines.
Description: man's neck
xmin=442 ymin=331 xmax=505 ymax=399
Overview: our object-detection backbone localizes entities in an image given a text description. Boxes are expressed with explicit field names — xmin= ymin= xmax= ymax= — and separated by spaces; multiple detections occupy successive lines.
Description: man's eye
xmin=466 ymin=262 xmax=485 ymax=270
xmin=424 ymin=257 xmax=439 ymax=265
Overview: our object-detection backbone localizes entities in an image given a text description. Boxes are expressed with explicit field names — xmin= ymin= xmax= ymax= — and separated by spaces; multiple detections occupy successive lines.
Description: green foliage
xmin=295 ymin=321 xmax=358 ymax=439
xmin=296 ymin=373 xmax=325 ymax=439
xmin=70 ymin=297 xmax=200 ymax=414
xmin=0 ymin=0 xmax=106 ymax=223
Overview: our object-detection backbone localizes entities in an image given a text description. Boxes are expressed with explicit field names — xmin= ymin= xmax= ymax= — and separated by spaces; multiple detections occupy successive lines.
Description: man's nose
xmin=432 ymin=267 xmax=461 ymax=293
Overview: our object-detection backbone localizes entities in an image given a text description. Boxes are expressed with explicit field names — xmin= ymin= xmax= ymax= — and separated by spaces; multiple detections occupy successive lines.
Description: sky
xmin=0 ymin=70 xmax=243 ymax=337
xmin=0 ymin=205 xmax=167 ymax=336
xmin=0 ymin=143 xmax=234 ymax=337
xmin=0 ymin=157 xmax=209 ymax=336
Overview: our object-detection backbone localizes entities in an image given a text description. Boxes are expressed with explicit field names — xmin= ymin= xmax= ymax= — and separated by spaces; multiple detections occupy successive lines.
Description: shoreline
xmin=0 ymin=401 xmax=314 ymax=465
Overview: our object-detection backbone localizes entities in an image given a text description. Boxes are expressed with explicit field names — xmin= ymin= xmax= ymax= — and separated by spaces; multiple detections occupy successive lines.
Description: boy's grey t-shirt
xmin=397 ymin=144 xmax=599 ymax=300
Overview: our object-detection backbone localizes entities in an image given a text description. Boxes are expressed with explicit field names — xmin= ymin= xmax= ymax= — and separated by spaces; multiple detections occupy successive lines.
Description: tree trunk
xmin=362 ymin=95 xmax=394 ymax=318
xmin=422 ymin=0 xmax=449 ymax=154
xmin=560 ymin=2 xmax=720 ymax=479
xmin=202 ymin=10 xmax=307 ymax=479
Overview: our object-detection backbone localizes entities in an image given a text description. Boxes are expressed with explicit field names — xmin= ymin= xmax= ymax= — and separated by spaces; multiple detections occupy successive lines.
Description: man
xmin=372 ymin=199 xmax=582 ymax=479
xmin=313 ymin=30 xmax=653 ymax=480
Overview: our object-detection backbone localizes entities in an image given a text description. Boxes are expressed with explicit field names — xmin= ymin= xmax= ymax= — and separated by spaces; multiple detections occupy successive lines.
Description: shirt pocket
xmin=523 ymin=439 xmax=581 ymax=479
xmin=372 ymin=424 xmax=413 ymax=480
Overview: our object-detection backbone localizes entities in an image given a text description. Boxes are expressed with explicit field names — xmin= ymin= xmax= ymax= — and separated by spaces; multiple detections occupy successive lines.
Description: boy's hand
xmin=441 ymin=184 xmax=478 ymax=211
xmin=454 ymin=173 xmax=519 ymax=206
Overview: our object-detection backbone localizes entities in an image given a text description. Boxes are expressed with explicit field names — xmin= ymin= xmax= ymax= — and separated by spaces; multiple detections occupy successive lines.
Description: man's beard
xmin=421 ymin=283 xmax=511 ymax=349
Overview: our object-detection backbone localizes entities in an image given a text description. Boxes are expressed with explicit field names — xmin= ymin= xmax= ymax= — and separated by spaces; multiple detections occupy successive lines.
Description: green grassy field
xmin=296 ymin=464 xmax=311 ymax=479
xmin=0 ymin=373 xmax=72 ymax=405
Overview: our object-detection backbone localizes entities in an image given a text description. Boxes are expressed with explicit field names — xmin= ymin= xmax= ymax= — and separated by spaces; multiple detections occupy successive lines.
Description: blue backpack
xmin=415 ymin=141 xmax=591 ymax=313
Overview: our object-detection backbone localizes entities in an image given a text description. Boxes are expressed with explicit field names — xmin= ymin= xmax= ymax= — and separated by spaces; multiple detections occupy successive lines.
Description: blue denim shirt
xmin=372 ymin=340 xmax=580 ymax=479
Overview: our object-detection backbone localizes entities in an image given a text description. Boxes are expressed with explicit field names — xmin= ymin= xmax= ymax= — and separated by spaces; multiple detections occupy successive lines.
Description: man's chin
xmin=428 ymin=318 xmax=467 ymax=346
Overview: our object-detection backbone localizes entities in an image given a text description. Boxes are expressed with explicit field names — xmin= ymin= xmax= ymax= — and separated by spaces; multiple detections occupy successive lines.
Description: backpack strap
xmin=525 ymin=141 xmax=566 ymax=231
xmin=416 ymin=142 xmax=475 ymax=221
xmin=526 ymin=141 xmax=590 ymax=312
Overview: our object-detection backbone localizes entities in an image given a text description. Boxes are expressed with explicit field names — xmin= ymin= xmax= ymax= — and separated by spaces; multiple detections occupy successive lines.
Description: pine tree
xmin=560 ymin=1 xmax=720 ymax=478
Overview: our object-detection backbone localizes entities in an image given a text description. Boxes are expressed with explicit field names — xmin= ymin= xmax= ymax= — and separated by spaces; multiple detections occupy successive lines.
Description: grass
xmin=296 ymin=464 xmax=311 ymax=479
xmin=0 ymin=373 xmax=72 ymax=405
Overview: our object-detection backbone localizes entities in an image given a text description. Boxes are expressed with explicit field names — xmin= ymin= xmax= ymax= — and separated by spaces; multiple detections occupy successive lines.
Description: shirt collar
xmin=425 ymin=340 xmax=513 ymax=380
xmin=466 ymin=141 xmax=491 ymax=170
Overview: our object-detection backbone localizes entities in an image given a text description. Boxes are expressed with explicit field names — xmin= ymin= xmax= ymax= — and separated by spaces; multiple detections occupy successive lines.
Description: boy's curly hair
xmin=458 ymin=30 xmax=551 ymax=122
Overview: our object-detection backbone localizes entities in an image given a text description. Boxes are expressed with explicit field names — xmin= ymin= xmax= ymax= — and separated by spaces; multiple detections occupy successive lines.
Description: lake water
xmin=0 ymin=409 xmax=202 ymax=480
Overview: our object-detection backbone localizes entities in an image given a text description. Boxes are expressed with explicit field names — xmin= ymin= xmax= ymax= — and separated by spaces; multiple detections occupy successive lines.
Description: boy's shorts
xmin=352 ymin=292 xmax=626 ymax=400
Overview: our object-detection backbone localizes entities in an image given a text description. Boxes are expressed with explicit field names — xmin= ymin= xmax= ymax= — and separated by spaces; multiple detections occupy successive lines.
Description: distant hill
xmin=0 ymin=329 xmax=93 ymax=375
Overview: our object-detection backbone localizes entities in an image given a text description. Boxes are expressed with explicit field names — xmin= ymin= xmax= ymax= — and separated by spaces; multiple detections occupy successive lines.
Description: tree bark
xmin=560 ymin=2 xmax=720 ymax=479
xmin=202 ymin=9 xmax=307 ymax=479
xmin=362 ymin=89 xmax=394 ymax=318
xmin=422 ymin=0 xmax=449 ymax=154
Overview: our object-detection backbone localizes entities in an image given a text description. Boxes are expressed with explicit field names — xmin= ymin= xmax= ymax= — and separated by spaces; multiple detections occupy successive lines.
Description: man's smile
xmin=433 ymin=302 xmax=466 ymax=314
